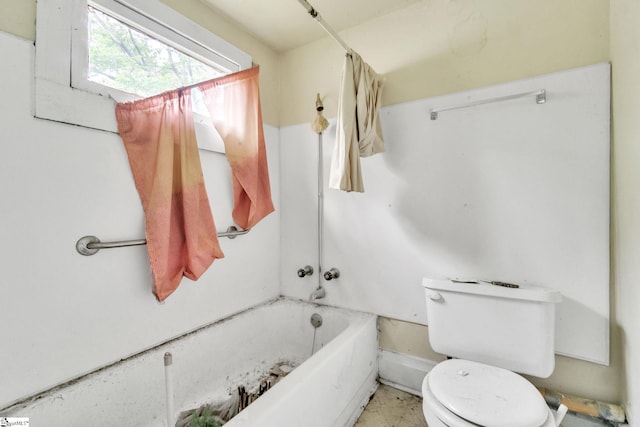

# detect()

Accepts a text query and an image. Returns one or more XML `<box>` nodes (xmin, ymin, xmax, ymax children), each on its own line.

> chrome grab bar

<box><xmin>76</xmin><ymin>226</ymin><xmax>248</xmax><ymax>256</ymax></box>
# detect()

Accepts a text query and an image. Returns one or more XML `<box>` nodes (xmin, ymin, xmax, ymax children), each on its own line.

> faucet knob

<box><xmin>324</xmin><ymin>268</ymin><xmax>340</xmax><ymax>281</ymax></box>
<box><xmin>297</xmin><ymin>265</ymin><xmax>314</xmax><ymax>278</ymax></box>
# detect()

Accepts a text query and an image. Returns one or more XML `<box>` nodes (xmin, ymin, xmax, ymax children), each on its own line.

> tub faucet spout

<box><xmin>309</xmin><ymin>286</ymin><xmax>326</xmax><ymax>301</ymax></box>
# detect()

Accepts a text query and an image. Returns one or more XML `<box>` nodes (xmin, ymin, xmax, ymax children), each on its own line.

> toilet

<box><xmin>421</xmin><ymin>278</ymin><xmax>568</xmax><ymax>427</ymax></box>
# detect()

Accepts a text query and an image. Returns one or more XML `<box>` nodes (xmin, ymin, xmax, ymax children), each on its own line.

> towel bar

<box><xmin>430</xmin><ymin>89</ymin><xmax>546</xmax><ymax>120</ymax></box>
<box><xmin>76</xmin><ymin>226</ymin><xmax>248</xmax><ymax>256</ymax></box>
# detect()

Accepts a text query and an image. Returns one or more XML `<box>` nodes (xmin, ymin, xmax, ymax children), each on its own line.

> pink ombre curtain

<box><xmin>116</xmin><ymin>67</ymin><xmax>273</xmax><ymax>302</ymax></box>
<box><xmin>116</xmin><ymin>88</ymin><xmax>224</xmax><ymax>302</ymax></box>
<box><xmin>200</xmin><ymin>66</ymin><xmax>274</xmax><ymax>230</ymax></box>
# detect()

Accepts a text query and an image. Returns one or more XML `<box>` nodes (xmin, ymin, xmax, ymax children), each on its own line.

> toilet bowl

<box><xmin>421</xmin><ymin>359</ymin><xmax>556</xmax><ymax>427</ymax></box>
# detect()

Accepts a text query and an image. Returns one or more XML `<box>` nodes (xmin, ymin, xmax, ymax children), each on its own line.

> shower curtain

<box><xmin>329</xmin><ymin>52</ymin><xmax>385</xmax><ymax>193</ymax></box>
<box><xmin>199</xmin><ymin>67</ymin><xmax>274</xmax><ymax>230</ymax></box>
<box><xmin>116</xmin><ymin>67</ymin><xmax>273</xmax><ymax>302</ymax></box>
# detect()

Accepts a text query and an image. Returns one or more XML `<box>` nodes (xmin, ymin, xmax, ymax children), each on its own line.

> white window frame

<box><xmin>35</xmin><ymin>0</ymin><xmax>252</xmax><ymax>133</ymax></box>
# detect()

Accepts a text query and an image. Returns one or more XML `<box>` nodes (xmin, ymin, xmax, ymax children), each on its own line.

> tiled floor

<box><xmin>354</xmin><ymin>384</ymin><xmax>428</xmax><ymax>427</ymax></box>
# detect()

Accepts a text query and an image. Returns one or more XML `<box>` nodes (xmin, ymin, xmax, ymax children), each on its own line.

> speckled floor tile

<box><xmin>354</xmin><ymin>384</ymin><xmax>428</xmax><ymax>427</ymax></box>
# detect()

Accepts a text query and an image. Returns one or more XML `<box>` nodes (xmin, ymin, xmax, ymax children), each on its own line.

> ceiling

<box><xmin>200</xmin><ymin>0</ymin><xmax>422</xmax><ymax>52</ymax></box>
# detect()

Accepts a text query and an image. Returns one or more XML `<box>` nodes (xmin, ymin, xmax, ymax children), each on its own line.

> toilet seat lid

<box><xmin>428</xmin><ymin>359</ymin><xmax>548</xmax><ymax>427</ymax></box>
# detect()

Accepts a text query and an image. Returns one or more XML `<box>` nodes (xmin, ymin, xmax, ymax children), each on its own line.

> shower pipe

<box><xmin>316</xmin><ymin>130</ymin><xmax>324</xmax><ymax>290</ymax></box>
<box><xmin>75</xmin><ymin>225</ymin><xmax>248</xmax><ymax>256</ymax></box>
<box><xmin>297</xmin><ymin>0</ymin><xmax>354</xmax><ymax>56</ymax></box>
<box><xmin>430</xmin><ymin>89</ymin><xmax>546</xmax><ymax>120</ymax></box>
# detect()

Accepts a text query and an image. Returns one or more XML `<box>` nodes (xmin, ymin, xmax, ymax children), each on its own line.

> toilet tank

<box><xmin>423</xmin><ymin>278</ymin><xmax>562</xmax><ymax>378</ymax></box>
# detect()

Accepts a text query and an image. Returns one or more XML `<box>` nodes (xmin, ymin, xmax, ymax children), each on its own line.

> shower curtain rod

<box><xmin>297</xmin><ymin>0</ymin><xmax>353</xmax><ymax>55</ymax></box>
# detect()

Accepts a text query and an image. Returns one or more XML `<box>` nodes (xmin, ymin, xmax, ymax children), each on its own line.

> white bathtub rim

<box><xmin>228</xmin><ymin>312</ymin><xmax>375</xmax><ymax>417</ymax></box>
<box><xmin>226</xmin><ymin>312</ymin><xmax>378</xmax><ymax>427</ymax></box>
<box><xmin>173</xmin><ymin>299</ymin><xmax>375</xmax><ymax>418</ymax></box>
<box><xmin>1</xmin><ymin>296</ymin><xmax>292</xmax><ymax>413</ymax></box>
<box><xmin>1</xmin><ymin>296</ymin><xmax>374</xmax><ymax>415</ymax></box>
<box><xmin>286</xmin><ymin>295</ymin><xmax>380</xmax><ymax>320</ymax></box>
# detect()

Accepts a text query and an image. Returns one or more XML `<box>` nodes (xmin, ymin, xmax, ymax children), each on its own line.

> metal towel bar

<box><xmin>76</xmin><ymin>226</ymin><xmax>248</xmax><ymax>256</ymax></box>
<box><xmin>430</xmin><ymin>89</ymin><xmax>546</xmax><ymax>120</ymax></box>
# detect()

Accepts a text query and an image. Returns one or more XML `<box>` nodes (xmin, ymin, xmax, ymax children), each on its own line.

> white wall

<box><xmin>0</xmin><ymin>31</ymin><xmax>281</xmax><ymax>409</ymax></box>
<box><xmin>280</xmin><ymin>64</ymin><xmax>618</xmax><ymax>404</ymax></box>
<box><xmin>281</xmin><ymin>65</ymin><xmax>610</xmax><ymax>355</ymax></box>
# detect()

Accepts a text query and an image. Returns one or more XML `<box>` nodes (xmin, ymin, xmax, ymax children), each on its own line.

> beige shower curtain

<box><xmin>329</xmin><ymin>52</ymin><xmax>385</xmax><ymax>193</ymax></box>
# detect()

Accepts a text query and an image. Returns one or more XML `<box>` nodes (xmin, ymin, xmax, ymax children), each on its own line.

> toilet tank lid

<box><xmin>422</xmin><ymin>278</ymin><xmax>562</xmax><ymax>303</ymax></box>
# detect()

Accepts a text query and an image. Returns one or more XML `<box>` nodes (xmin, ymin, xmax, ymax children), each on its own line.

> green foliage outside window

<box><xmin>88</xmin><ymin>6</ymin><xmax>223</xmax><ymax>97</ymax></box>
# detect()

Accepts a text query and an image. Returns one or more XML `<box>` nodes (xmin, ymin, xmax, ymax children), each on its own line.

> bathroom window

<box><xmin>35</xmin><ymin>0</ymin><xmax>251</xmax><ymax>133</ymax></box>
<box><xmin>83</xmin><ymin>5</ymin><xmax>225</xmax><ymax>99</ymax></box>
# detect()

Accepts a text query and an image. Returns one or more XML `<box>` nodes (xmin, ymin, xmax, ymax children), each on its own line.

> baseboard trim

<box><xmin>377</xmin><ymin>349</ymin><xmax>439</xmax><ymax>397</ymax></box>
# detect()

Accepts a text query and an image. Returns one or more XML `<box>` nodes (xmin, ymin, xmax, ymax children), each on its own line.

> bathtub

<box><xmin>2</xmin><ymin>298</ymin><xmax>378</xmax><ymax>427</ymax></box>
